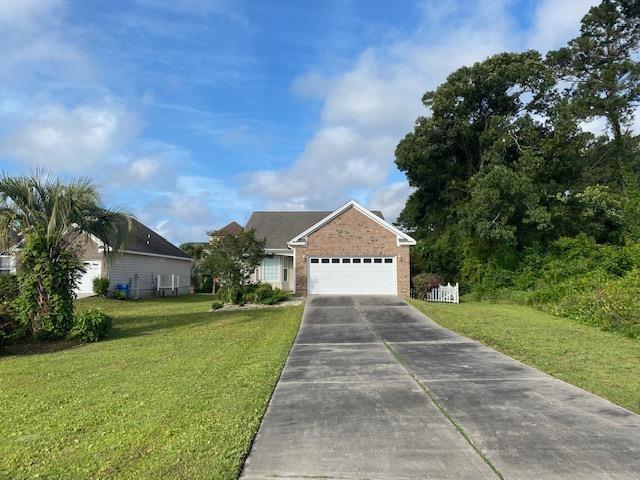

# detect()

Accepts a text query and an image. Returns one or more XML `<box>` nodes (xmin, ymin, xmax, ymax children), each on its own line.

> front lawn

<box><xmin>409</xmin><ymin>300</ymin><xmax>640</xmax><ymax>414</ymax></box>
<box><xmin>0</xmin><ymin>295</ymin><xmax>303</xmax><ymax>479</ymax></box>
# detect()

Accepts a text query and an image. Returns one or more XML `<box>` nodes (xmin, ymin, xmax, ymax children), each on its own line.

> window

<box><xmin>0</xmin><ymin>255</ymin><xmax>13</xmax><ymax>275</ymax></box>
<box><xmin>263</xmin><ymin>256</ymin><xmax>279</xmax><ymax>282</ymax></box>
<box><xmin>283</xmin><ymin>268</ymin><xmax>288</xmax><ymax>282</ymax></box>
<box><xmin>353</xmin><ymin>258</ymin><xmax>361</xmax><ymax>263</ymax></box>
<box><xmin>342</xmin><ymin>258</ymin><xmax>351</xmax><ymax>263</ymax></box>
<box><xmin>321</xmin><ymin>258</ymin><xmax>330</xmax><ymax>263</ymax></box>
<box><xmin>331</xmin><ymin>258</ymin><xmax>340</xmax><ymax>263</ymax></box>
<box><xmin>384</xmin><ymin>258</ymin><xmax>393</xmax><ymax>263</ymax></box>
<box><xmin>374</xmin><ymin>258</ymin><xmax>382</xmax><ymax>263</ymax></box>
<box><xmin>363</xmin><ymin>258</ymin><xmax>372</xmax><ymax>263</ymax></box>
<box><xmin>310</xmin><ymin>258</ymin><xmax>319</xmax><ymax>263</ymax></box>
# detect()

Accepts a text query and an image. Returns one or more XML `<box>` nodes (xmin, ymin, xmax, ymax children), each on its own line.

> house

<box><xmin>2</xmin><ymin>217</ymin><xmax>192</xmax><ymax>298</ymax></box>
<box><xmin>245</xmin><ymin>200</ymin><xmax>416</xmax><ymax>296</ymax></box>
<box><xmin>76</xmin><ymin>217</ymin><xmax>192</xmax><ymax>298</ymax></box>
<box><xmin>208</xmin><ymin>221</ymin><xmax>244</xmax><ymax>240</ymax></box>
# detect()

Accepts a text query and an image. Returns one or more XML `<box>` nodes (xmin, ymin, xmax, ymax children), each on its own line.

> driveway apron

<box><xmin>240</xmin><ymin>296</ymin><xmax>640</xmax><ymax>480</ymax></box>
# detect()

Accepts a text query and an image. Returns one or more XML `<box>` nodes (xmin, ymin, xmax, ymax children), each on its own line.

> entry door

<box><xmin>308</xmin><ymin>257</ymin><xmax>396</xmax><ymax>295</ymax></box>
<box><xmin>76</xmin><ymin>261</ymin><xmax>102</xmax><ymax>294</ymax></box>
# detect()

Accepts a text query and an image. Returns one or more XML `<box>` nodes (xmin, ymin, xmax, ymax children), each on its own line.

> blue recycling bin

<box><xmin>115</xmin><ymin>283</ymin><xmax>130</xmax><ymax>297</ymax></box>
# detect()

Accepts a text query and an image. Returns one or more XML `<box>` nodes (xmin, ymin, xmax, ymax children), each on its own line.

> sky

<box><xmin>0</xmin><ymin>0</ymin><xmax>601</xmax><ymax>245</ymax></box>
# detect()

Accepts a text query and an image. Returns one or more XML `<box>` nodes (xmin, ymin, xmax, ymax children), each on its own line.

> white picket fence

<box><xmin>425</xmin><ymin>283</ymin><xmax>460</xmax><ymax>303</ymax></box>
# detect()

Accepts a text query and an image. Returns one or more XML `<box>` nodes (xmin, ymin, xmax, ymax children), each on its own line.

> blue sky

<box><xmin>0</xmin><ymin>0</ymin><xmax>599</xmax><ymax>244</ymax></box>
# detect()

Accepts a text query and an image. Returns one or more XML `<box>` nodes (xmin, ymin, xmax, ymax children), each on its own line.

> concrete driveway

<box><xmin>240</xmin><ymin>296</ymin><xmax>640</xmax><ymax>480</ymax></box>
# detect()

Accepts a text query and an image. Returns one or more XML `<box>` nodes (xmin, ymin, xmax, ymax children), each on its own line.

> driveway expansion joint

<box><xmin>355</xmin><ymin>305</ymin><xmax>505</xmax><ymax>480</ymax></box>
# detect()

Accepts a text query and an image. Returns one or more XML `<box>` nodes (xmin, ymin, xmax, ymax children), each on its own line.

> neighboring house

<box><xmin>208</xmin><ymin>221</ymin><xmax>244</xmax><ymax>241</ymax></box>
<box><xmin>5</xmin><ymin>217</ymin><xmax>192</xmax><ymax>298</ymax></box>
<box><xmin>245</xmin><ymin>200</ymin><xmax>416</xmax><ymax>296</ymax></box>
<box><xmin>78</xmin><ymin>218</ymin><xmax>192</xmax><ymax>298</ymax></box>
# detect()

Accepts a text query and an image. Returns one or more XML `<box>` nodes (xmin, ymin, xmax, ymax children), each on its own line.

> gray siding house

<box><xmin>4</xmin><ymin>217</ymin><xmax>192</xmax><ymax>298</ymax></box>
<box><xmin>79</xmin><ymin>218</ymin><xmax>192</xmax><ymax>298</ymax></box>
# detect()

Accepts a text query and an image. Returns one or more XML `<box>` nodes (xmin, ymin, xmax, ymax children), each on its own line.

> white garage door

<box><xmin>76</xmin><ymin>260</ymin><xmax>102</xmax><ymax>295</ymax></box>
<box><xmin>308</xmin><ymin>257</ymin><xmax>396</xmax><ymax>295</ymax></box>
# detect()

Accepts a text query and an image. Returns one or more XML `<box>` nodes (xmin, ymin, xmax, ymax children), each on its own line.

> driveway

<box><xmin>240</xmin><ymin>296</ymin><xmax>640</xmax><ymax>480</ymax></box>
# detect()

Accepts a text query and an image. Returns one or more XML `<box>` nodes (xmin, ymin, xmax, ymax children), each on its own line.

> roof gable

<box><xmin>288</xmin><ymin>200</ymin><xmax>416</xmax><ymax>247</ymax></box>
<box><xmin>245</xmin><ymin>209</ymin><xmax>385</xmax><ymax>250</ymax></box>
<box><xmin>210</xmin><ymin>221</ymin><xmax>243</xmax><ymax>236</ymax></box>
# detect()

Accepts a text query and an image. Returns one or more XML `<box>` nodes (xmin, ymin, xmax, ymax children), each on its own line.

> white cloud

<box><xmin>1</xmin><ymin>102</ymin><xmax>139</xmax><ymax>171</ymax></box>
<box><xmin>244</xmin><ymin>2</ymin><xmax>513</xmax><ymax>214</ymax></box>
<box><xmin>0</xmin><ymin>0</ymin><xmax>93</xmax><ymax>87</ymax></box>
<box><xmin>528</xmin><ymin>0</ymin><xmax>599</xmax><ymax>52</ymax></box>
<box><xmin>0</xmin><ymin>0</ymin><xmax>64</xmax><ymax>30</ymax></box>
<box><xmin>369</xmin><ymin>181</ymin><xmax>415</xmax><ymax>223</ymax></box>
<box><xmin>243</xmin><ymin>0</ymin><xmax>602</xmax><ymax>219</ymax></box>
<box><xmin>133</xmin><ymin>175</ymin><xmax>257</xmax><ymax>244</ymax></box>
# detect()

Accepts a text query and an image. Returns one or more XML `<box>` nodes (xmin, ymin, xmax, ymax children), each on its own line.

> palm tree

<box><xmin>0</xmin><ymin>172</ymin><xmax>129</xmax><ymax>337</ymax></box>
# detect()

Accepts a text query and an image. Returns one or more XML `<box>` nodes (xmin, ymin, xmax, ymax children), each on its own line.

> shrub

<box><xmin>211</xmin><ymin>301</ymin><xmax>224</xmax><ymax>310</ymax></box>
<box><xmin>251</xmin><ymin>283</ymin><xmax>274</xmax><ymax>303</ymax></box>
<box><xmin>263</xmin><ymin>288</ymin><xmax>289</xmax><ymax>305</ymax></box>
<box><xmin>113</xmin><ymin>290</ymin><xmax>127</xmax><ymax>301</ymax></box>
<box><xmin>14</xmin><ymin>234</ymin><xmax>79</xmax><ymax>339</ymax></box>
<box><xmin>412</xmin><ymin>273</ymin><xmax>443</xmax><ymax>300</ymax></box>
<box><xmin>69</xmin><ymin>309</ymin><xmax>112</xmax><ymax>342</ymax></box>
<box><xmin>0</xmin><ymin>303</ymin><xmax>26</xmax><ymax>349</ymax></box>
<box><xmin>92</xmin><ymin>277</ymin><xmax>110</xmax><ymax>297</ymax></box>
<box><xmin>0</xmin><ymin>276</ymin><xmax>25</xmax><ymax>349</ymax></box>
<box><xmin>213</xmin><ymin>285</ymin><xmax>245</xmax><ymax>305</ymax></box>
<box><xmin>0</xmin><ymin>275</ymin><xmax>19</xmax><ymax>303</ymax></box>
<box><xmin>248</xmin><ymin>283</ymin><xmax>289</xmax><ymax>305</ymax></box>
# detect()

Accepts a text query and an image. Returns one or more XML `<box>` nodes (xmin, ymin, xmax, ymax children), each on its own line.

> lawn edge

<box><xmin>236</xmin><ymin>303</ymin><xmax>307</xmax><ymax>478</ymax></box>
<box><xmin>405</xmin><ymin>299</ymin><xmax>640</xmax><ymax>417</ymax></box>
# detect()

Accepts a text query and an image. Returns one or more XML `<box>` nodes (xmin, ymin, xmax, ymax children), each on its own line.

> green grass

<box><xmin>409</xmin><ymin>300</ymin><xmax>640</xmax><ymax>414</ymax></box>
<box><xmin>0</xmin><ymin>295</ymin><xmax>303</xmax><ymax>480</ymax></box>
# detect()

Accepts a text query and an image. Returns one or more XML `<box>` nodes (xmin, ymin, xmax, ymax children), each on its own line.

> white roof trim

<box><xmin>287</xmin><ymin>200</ymin><xmax>416</xmax><ymax>247</ymax></box>
<box><xmin>121</xmin><ymin>250</ymin><xmax>192</xmax><ymax>261</ymax></box>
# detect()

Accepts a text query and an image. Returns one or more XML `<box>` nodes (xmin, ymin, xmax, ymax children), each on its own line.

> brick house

<box><xmin>245</xmin><ymin>200</ymin><xmax>416</xmax><ymax>296</ymax></box>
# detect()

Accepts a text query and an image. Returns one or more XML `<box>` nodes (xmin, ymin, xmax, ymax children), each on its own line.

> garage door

<box><xmin>308</xmin><ymin>257</ymin><xmax>396</xmax><ymax>295</ymax></box>
<box><xmin>76</xmin><ymin>260</ymin><xmax>102</xmax><ymax>295</ymax></box>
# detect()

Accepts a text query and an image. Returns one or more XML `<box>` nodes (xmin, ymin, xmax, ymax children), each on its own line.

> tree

<box><xmin>549</xmin><ymin>0</ymin><xmax>640</xmax><ymax>143</ymax></box>
<box><xmin>199</xmin><ymin>231</ymin><xmax>265</xmax><ymax>302</ymax></box>
<box><xmin>179</xmin><ymin>242</ymin><xmax>212</xmax><ymax>293</ymax></box>
<box><xmin>396</xmin><ymin>51</ymin><xmax>554</xmax><ymax>235</ymax></box>
<box><xmin>0</xmin><ymin>173</ymin><xmax>128</xmax><ymax>338</ymax></box>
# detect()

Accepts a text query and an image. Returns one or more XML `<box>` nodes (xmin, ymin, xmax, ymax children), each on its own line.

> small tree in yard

<box><xmin>0</xmin><ymin>173</ymin><xmax>128</xmax><ymax>339</ymax></box>
<box><xmin>200</xmin><ymin>231</ymin><xmax>265</xmax><ymax>303</ymax></box>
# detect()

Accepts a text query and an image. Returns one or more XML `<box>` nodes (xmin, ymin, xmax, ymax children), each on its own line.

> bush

<box><xmin>113</xmin><ymin>290</ymin><xmax>127</xmax><ymax>301</ymax></box>
<box><xmin>0</xmin><ymin>275</ymin><xmax>22</xmax><ymax>349</ymax></box>
<box><xmin>212</xmin><ymin>285</ymin><xmax>245</xmax><ymax>305</ymax></box>
<box><xmin>0</xmin><ymin>275</ymin><xmax>19</xmax><ymax>303</ymax></box>
<box><xmin>412</xmin><ymin>273</ymin><xmax>443</xmax><ymax>300</ymax></box>
<box><xmin>14</xmin><ymin>234</ymin><xmax>78</xmax><ymax>339</ymax></box>
<box><xmin>249</xmin><ymin>283</ymin><xmax>289</xmax><ymax>305</ymax></box>
<box><xmin>69</xmin><ymin>309</ymin><xmax>112</xmax><ymax>342</ymax></box>
<box><xmin>211</xmin><ymin>301</ymin><xmax>224</xmax><ymax>310</ymax></box>
<box><xmin>92</xmin><ymin>277</ymin><xmax>110</xmax><ymax>297</ymax></box>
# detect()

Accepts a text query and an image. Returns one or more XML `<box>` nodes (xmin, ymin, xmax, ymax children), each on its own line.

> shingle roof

<box><xmin>210</xmin><ymin>221</ymin><xmax>243</xmax><ymax>236</ymax></box>
<box><xmin>245</xmin><ymin>210</ymin><xmax>384</xmax><ymax>250</ymax></box>
<box><xmin>119</xmin><ymin>217</ymin><xmax>192</xmax><ymax>259</ymax></box>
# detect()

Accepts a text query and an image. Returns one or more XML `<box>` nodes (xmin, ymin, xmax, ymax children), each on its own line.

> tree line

<box><xmin>396</xmin><ymin>1</ymin><xmax>640</xmax><ymax>337</ymax></box>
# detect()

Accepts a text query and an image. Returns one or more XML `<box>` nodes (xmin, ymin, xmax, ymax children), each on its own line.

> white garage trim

<box><xmin>307</xmin><ymin>256</ymin><xmax>397</xmax><ymax>295</ymax></box>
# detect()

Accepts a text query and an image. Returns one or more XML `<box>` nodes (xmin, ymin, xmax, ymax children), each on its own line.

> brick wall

<box><xmin>294</xmin><ymin>206</ymin><xmax>411</xmax><ymax>297</ymax></box>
